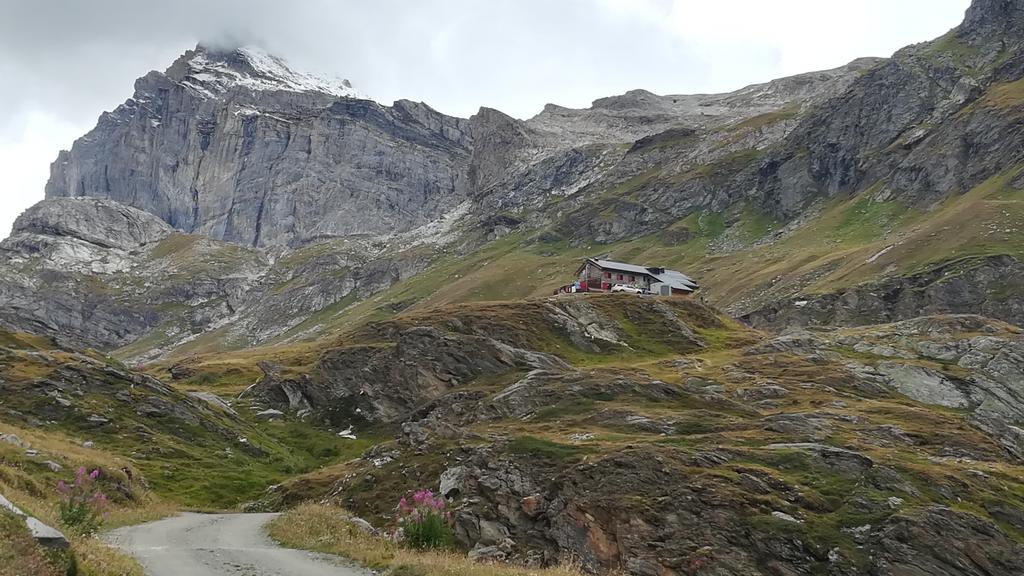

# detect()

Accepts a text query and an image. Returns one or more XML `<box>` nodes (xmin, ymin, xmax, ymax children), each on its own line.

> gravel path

<box><xmin>104</xmin><ymin>512</ymin><xmax>371</xmax><ymax>576</ymax></box>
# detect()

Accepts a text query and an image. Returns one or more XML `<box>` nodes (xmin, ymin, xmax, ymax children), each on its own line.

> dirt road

<box><xmin>104</xmin><ymin>512</ymin><xmax>371</xmax><ymax>576</ymax></box>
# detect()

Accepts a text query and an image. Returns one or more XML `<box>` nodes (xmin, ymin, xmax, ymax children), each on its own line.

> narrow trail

<box><xmin>104</xmin><ymin>512</ymin><xmax>371</xmax><ymax>576</ymax></box>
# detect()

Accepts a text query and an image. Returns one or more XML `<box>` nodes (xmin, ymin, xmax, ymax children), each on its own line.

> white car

<box><xmin>610</xmin><ymin>284</ymin><xmax>645</xmax><ymax>294</ymax></box>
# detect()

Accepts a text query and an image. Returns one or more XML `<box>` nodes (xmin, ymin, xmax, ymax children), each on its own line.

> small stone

<box><xmin>468</xmin><ymin>544</ymin><xmax>507</xmax><ymax>563</ymax></box>
<box><xmin>82</xmin><ymin>441</ymin><xmax>95</xmax><ymax>448</ymax></box>
<box><xmin>735</xmin><ymin>385</ymin><xmax>790</xmax><ymax>402</ymax></box>
<box><xmin>439</xmin><ymin>466</ymin><xmax>466</xmax><ymax>498</ymax></box>
<box><xmin>347</xmin><ymin>517</ymin><xmax>375</xmax><ymax>534</ymax></box>
<box><xmin>255</xmin><ymin>408</ymin><xmax>285</xmax><ymax>421</ymax></box>
<box><xmin>887</xmin><ymin>496</ymin><xmax>905</xmax><ymax>509</ymax></box>
<box><xmin>772</xmin><ymin>511</ymin><xmax>803</xmax><ymax>523</ymax></box>
<box><xmin>0</xmin><ymin>434</ymin><xmax>28</xmax><ymax>449</ymax></box>
<box><xmin>477</xmin><ymin>519</ymin><xmax>510</xmax><ymax>545</ymax></box>
<box><xmin>520</xmin><ymin>494</ymin><xmax>544</xmax><ymax>517</ymax></box>
<box><xmin>188</xmin><ymin>392</ymin><xmax>236</xmax><ymax>415</ymax></box>
<box><xmin>25</xmin><ymin>517</ymin><xmax>69</xmax><ymax>549</ymax></box>
<box><xmin>842</xmin><ymin>524</ymin><xmax>873</xmax><ymax>544</ymax></box>
<box><xmin>41</xmin><ymin>460</ymin><xmax>63</xmax><ymax>472</ymax></box>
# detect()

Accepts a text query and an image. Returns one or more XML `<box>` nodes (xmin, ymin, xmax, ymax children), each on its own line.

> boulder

<box><xmin>735</xmin><ymin>385</ymin><xmax>790</xmax><ymax>402</ymax></box>
<box><xmin>255</xmin><ymin>409</ymin><xmax>285</xmax><ymax>421</ymax></box>
<box><xmin>875</xmin><ymin>362</ymin><xmax>970</xmax><ymax>408</ymax></box>
<box><xmin>0</xmin><ymin>493</ymin><xmax>69</xmax><ymax>549</ymax></box>
<box><xmin>439</xmin><ymin>466</ymin><xmax>466</xmax><ymax>498</ymax></box>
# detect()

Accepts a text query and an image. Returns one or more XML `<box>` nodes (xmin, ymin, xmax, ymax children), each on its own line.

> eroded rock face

<box><xmin>742</xmin><ymin>255</ymin><xmax>1024</xmax><ymax>331</ymax></box>
<box><xmin>0</xmin><ymin>198</ymin><xmax>265</xmax><ymax>351</ymax></box>
<box><xmin>755</xmin><ymin>0</ymin><xmax>1024</xmax><ymax>218</ymax></box>
<box><xmin>10</xmin><ymin>198</ymin><xmax>172</xmax><ymax>251</ymax></box>
<box><xmin>46</xmin><ymin>46</ymin><xmax>473</xmax><ymax>248</ymax></box>
<box><xmin>245</xmin><ymin>326</ymin><xmax>570</xmax><ymax>424</ymax></box>
<box><xmin>243</xmin><ymin>297</ymin><xmax>713</xmax><ymax>424</ymax></box>
<box><xmin>773</xmin><ymin>316</ymin><xmax>1024</xmax><ymax>459</ymax></box>
<box><xmin>0</xmin><ymin>197</ymin><xmax>428</xmax><ymax>358</ymax></box>
<box><xmin>261</xmin><ymin>309</ymin><xmax>1024</xmax><ymax>576</ymax></box>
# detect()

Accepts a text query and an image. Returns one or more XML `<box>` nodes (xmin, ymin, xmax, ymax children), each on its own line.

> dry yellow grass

<box><xmin>268</xmin><ymin>503</ymin><xmax>583</xmax><ymax>576</ymax></box>
<box><xmin>1</xmin><ymin>483</ymin><xmax>148</xmax><ymax>576</ymax></box>
<box><xmin>69</xmin><ymin>537</ymin><xmax>144</xmax><ymax>576</ymax></box>
<box><xmin>0</xmin><ymin>421</ymin><xmax>178</xmax><ymax>575</ymax></box>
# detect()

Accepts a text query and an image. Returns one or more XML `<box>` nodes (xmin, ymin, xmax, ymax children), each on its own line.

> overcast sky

<box><xmin>0</xmin><ymin>0</ymin><xmax>972</xmax><ymax>239</ymax></box>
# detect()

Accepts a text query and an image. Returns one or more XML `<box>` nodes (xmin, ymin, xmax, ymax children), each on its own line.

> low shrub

<box><xmin>57</xmin><ymin>467</ymin><xmax>108</xmax><ymax>535</ymax></box>
<box><xmin>396</xmin><ymin>489</ymin><xmax>452</xmax><ymax>550</ymax></box>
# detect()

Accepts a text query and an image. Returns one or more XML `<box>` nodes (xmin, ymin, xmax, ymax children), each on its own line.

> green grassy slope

<box><xmin>0</xmin><ymin>331</ymin><xmax>369</xmax><ymax>510</ymax></box>
<box><xmin>226</xmin><ymin>162</ymin><xmax>1023</xmax><ymax>343</ymax></box>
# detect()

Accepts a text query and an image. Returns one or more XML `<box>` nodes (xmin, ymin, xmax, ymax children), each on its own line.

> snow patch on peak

<box><xmin>182</xmin><ymin>45</ymin><xmax>366</xmax><ymax>100</ymax></box>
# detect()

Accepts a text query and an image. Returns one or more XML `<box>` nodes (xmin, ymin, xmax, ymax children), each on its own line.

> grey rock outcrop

<box><xmin>246</xmin><ymin>325</ymin><xmax>569</xmax><ymax>424</ymax></box>
<box><xmin>11</xmin><ymin>197</ymin><xmax>172</xmax><ymax>250</ymax></box>
<box><xmin>47</xmin><ymin>45</ymin><xmax>473</xmax><ymax>248</ymax></box>
<box><xmin>0</xmin><ymin>493</ymin><xmax>69</xmax><ymax>549</ymax></box>
<box><xmin>742</xmin><ymin>255</ymin><xmax>1024</xmax><ymax>330</ymax></box>
<box><xmin>0</xmin><ymin>196</ymin><xmax>428</xmax><ymax>358</ymax></box>
<box><xmin>43</xmin><ymin>43</ymin><xmax>877</xmax><ymax>250</ymax></box>
<box><xmin>753</xmin><ymin>0</ymin><xmax>1024</xmax><ymax>218</ymax></box>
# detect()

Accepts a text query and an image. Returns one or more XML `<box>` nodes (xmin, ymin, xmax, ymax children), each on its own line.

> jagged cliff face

<box><xmin>46</xmin><ymin>46</ymin><xmax>474</xmax><ymax>247</ymax></box>
<box><xmin>754</xmin><ymin>0</ymin><xmax>1024</xmax><ymax>218</ymax></box>
<box><xmin>44</xmin><ymin>44</ymin><xmax>875</xmax><ymax>248</ymax></box>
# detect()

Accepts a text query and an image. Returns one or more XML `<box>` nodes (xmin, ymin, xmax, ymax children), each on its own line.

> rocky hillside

<box><xmin>0</xmin><ymin>196</ymin><xmax>431</xmax><ymax>361</ymax></box>
<box><xmin>0</xmin><ymin>329</ymin><xmax>364</xmax><ymax>508</ymax></box>
<box><xmin>217</xmin><ymin>295</ymin><xmax>1024</xmax><ymax>575</ymax></box>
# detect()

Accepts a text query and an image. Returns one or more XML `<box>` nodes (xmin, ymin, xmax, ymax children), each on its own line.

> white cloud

<box><xmin>0</xmin><ymin>111</ymin><xmax>88</xmax><ymax>237</ymax></box>
<box><xmin>662</xmin><ymin>0</ymin><xmax>967</xmax><ymax>88</ymax></box>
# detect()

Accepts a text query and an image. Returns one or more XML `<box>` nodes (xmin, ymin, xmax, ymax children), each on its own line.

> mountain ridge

<box><xmin>41</xmin><ymin>42</ymin><xmax>878</xmax><ymax>247</ymax></box>
<box><xmin>5</xmin><ymin>0</ymin><xmax>1024</xmax><ymax>362</ymax></box>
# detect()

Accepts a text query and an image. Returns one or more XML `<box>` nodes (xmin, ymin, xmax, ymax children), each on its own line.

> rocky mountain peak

<box><xmin>962</xmin><ymin>0</ymin><xmax>1019</xmax><ymax>28</ymax></box>
<box><xmin>963</xmin><ymin>0</ymin><xmax>1024</xmax><ymax>33</ymax></box>
<box><xmin>164</xmin><ymin>44</ymin><xmax>364</xmax><ymax>100</ymax></box>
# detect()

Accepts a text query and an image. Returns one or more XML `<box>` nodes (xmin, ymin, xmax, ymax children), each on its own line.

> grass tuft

<box><xmin>269</xmin><ymin>503</ymin><xmax>583</xmax><ymax>576</ymax></box>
